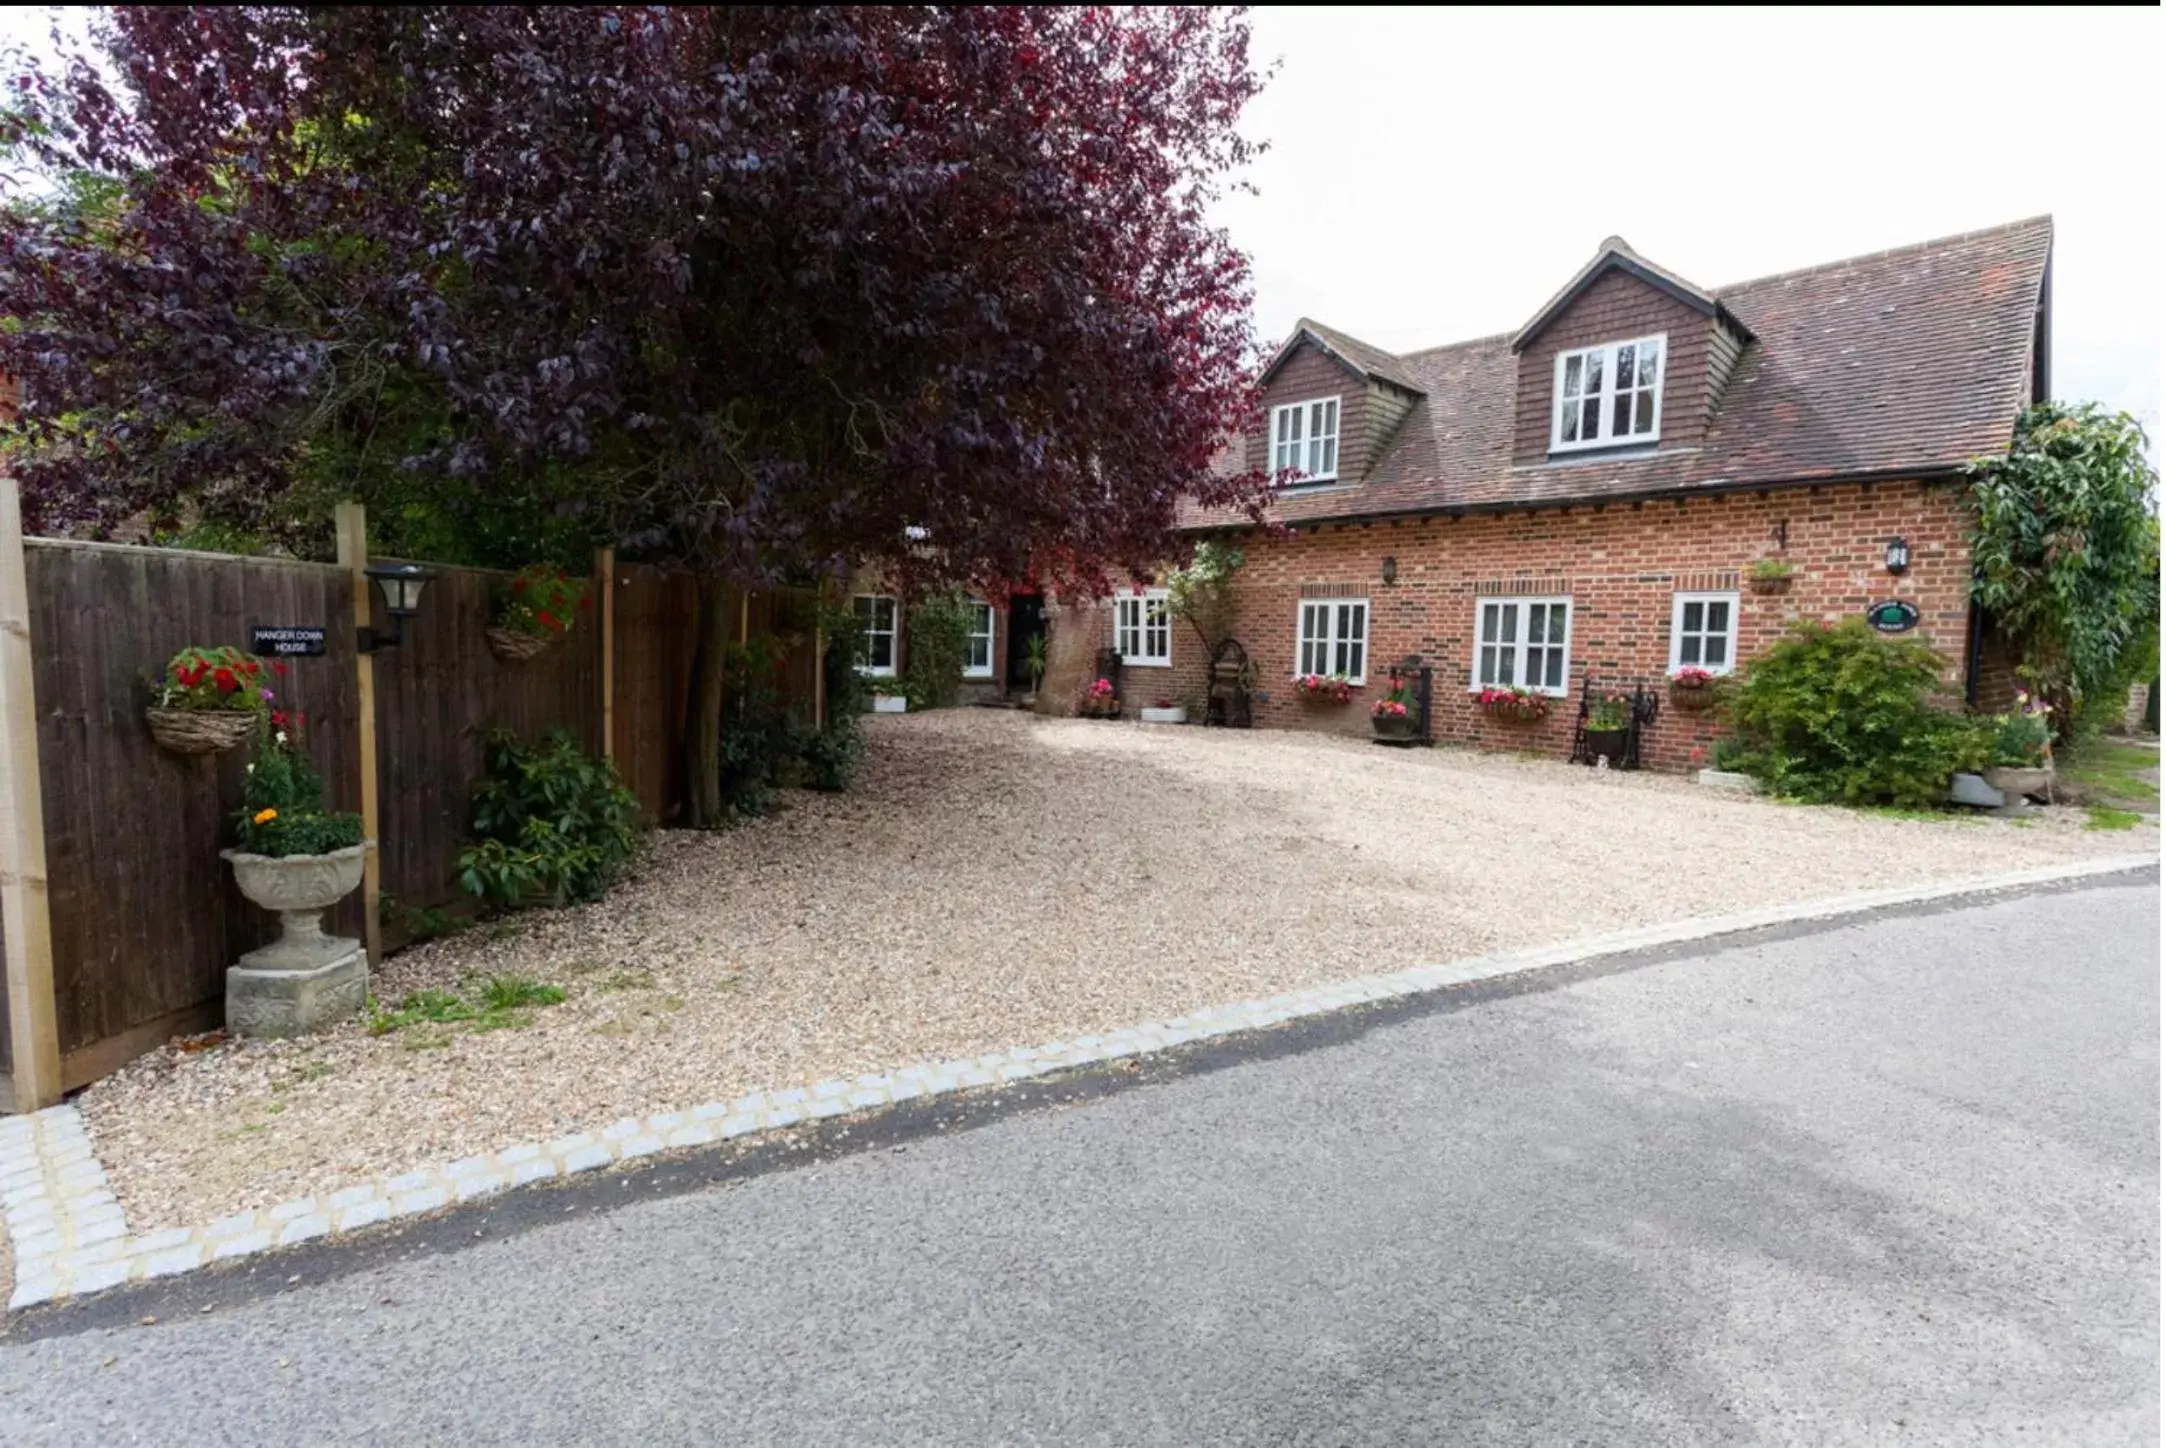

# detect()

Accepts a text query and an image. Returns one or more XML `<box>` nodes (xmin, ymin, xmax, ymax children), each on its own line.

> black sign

<box><xmin>1864</xmin><ymin>600</ymin><xmax>1920</xmax><ymax>635</ymax></box>
<box><xmin>251</xmin><ymin>626</ymin><xmax>327</xmax><ymax>656</ymax></box>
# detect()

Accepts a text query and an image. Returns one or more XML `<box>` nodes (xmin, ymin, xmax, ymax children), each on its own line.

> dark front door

<box><xmin>1007</xmin><ymin>593</ymin><xmax>1047</xmax><ymax>691</ymax></box>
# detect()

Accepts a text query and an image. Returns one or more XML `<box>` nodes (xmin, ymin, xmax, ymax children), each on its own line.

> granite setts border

<box><xmin>4</xmin><ymin>853</ymin><xmax>2153</xmax><ymax>1310</ymax></box>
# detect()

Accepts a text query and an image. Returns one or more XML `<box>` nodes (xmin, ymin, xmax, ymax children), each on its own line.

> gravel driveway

<box><xmin>78</xmin><ymin>709</ymin><xmax>2152</xmax><ymax>1232</ymax></box>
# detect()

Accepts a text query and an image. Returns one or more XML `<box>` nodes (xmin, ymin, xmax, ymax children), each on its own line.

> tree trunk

<box><xmin>682</xmin><ymin>573</ymin><xmax>731</xmax><ymax>828</ymax></box>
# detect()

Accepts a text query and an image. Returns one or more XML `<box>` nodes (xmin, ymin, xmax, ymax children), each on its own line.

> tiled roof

<box><xmin>1260</xmin><ymin>317</ymin><xmax>1426</xmax><ymax>394</ymax></box>
<box><xmin>1193</xmin><ymin>216</ymin><xmax>2051</xmax><ymax>528</ymax></box>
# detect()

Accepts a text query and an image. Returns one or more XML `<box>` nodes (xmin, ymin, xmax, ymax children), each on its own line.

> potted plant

<box><xmin>146</xmin><ymin>646</ymin><xmax>275</xmax><ymax>754</ymax></box>
<box><xmin>487</xmin><ymin>563</ymin><xmax>589</xmax><ymax>662</ymax></box>
<box><xmin>1744</xmin><ymin>558</ymin><xmax>1794</xmax><ymax>596</ymax></box>
<box><xmin>1370</xmin><ymin>671</ymin><xmax>1419</xmax><ymax>741</ymax></box>
<box><xmin>220</xmin><ymin>717</ymin><xmax>371</xmax><ymax>1036</ymax></box>
<box><xmin>1140</xmin><ymin>695</ymin><xmax>1188</xmax><ymax>725</ymax></box>
<box><xmin>1293</xmin><ymin>672</ymin><xmax>1355</xmax><ymax>704</ymax></box>
<box><xmin>1668</xmin><ymin>665</ymin><xmax>1721</xmax><ymax>711</ymax></box>
<box><xmin>1477</xmin><ymin>684</ymin><xmax>1550</xmax><ymax>723</ymax></box>
<box><xmin>1981</xmin><ymin>690</ymin><xmax>2055</xmax><ymax>801</ymax></box>
<box><xmin>1022</xmin><ymin>633</ymin><xmax>1049</xmax><ymax>705</ymax></box>
<box><xmin>1583</xmin><ymin>688</ymin><xmax>1631</xmax><ymax>763</ymax></box>
<box><xmin>1077</xmin><ymin>676</ymin><xmax>1122</xmax><ymax>719</ymax></box>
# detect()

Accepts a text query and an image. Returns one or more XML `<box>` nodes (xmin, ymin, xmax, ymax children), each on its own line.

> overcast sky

<box><xmin>1214</xmin><ymin>6</ymin><xmax>2160</xmax><ymax>434</ymax></box>
<box><xmin>6</xmin><ymin>6</ymin><xmax>2158</xmax><ymax>434</ymax></box>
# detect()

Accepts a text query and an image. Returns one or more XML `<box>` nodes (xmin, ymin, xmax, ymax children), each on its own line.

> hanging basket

<box><xmin>146</xmin><ymin>707</ymin><xmax>259</xmax><ymax>756</ymax></box>
<box><xmin>485</xmin><ymin>626</ymin><xmax>560</xmax><ymax>663</ymax></box>
<box><xmin>1668</xmin><ymin>681</ymin><xmax>1721</xmax><ymax>712</ymax></box>
<box><xmin>1745</xmin><ymin>572</ymin><xmax>1793</xmax><ymax>596</ymax></box>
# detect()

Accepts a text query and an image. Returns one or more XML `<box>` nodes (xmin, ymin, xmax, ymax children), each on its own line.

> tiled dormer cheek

<box><xmin>1551</xmin><ymin>334</ymin><xmax>1664</xmax><ymax>451</ymax></box>
<box><xmin>1246</xmin><ymin>341</ymin><xmax>1368</xmax><ymax>487</ymax></box>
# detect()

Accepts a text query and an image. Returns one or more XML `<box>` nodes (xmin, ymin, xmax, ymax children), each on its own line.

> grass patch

<box><xmin>1864</xmin><ymin>804</ymin><xmax>1977</xmax><ymax>824</ymax></box>
<box><xmin>2086</xmin><ymin>806</ymin><xmax>2144</xmax><ymax>831</ymax></box>
<box><xmin>596</xmin><ymin>968</ymin><xmax>654</xmax><ymax>993</ymax></box>
<box><xmin>369</xmin><ymin>976</ymin><xmax>565</xmax><ymax>1040</ymax></box>
<box><xmin>2060</xmin><ymin>740</ymin><xmax>2158</xmax><ymax>812</ymax></box>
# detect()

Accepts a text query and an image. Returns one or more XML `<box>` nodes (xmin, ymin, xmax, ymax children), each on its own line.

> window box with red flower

<box><xmin>487</xmin><ymin>563</ymin><xmax>589</xmax><ymax>662</ymax></box>
<box><xmin>1667</xmin><ymin>665</ymin><xmax>1722</xmax><ymax>711</ymax></box>
<box><xmin>1476</xmin><ymin>685</ymin><xmax>1550</xmax><ymax>724</ymax></box>
<box><xmin>1293</xmin><ymin>672</ymin><xmax>1355</xmax><ymax>704</ymax></box>
<box><xmin>1139</xmin><ymin>695</ymin><xmax>1187</xmax><ymax>725</ymax></box>
<box><xmin>145</xmin><ymin>645</ymin><xmax>275</xmax><ymax>754</ymax></box>
<box><xmin>1369</xmin><ymin>670</ymin><xmax>1420</xmax><ymax>741</ymax></box>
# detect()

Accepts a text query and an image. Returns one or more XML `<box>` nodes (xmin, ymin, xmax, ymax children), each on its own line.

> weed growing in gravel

<box><xmin>368</xmin><ymin>977</ymin><xmax>565</xmax><ymax>1040</ymax></box>
<box><xmin>2086</xmin><ymin>806</ymin><xmax>2143</xmax><ymax>831</ymax></box>
<box><xmin>596</xmin><ymin>968</ymin><xmax>654</xmax><ymax>993</ymax></box>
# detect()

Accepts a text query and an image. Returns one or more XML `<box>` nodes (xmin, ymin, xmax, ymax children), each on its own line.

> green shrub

<box><xmin>1725</xmin><ymin>619</ymin><xmax>1983</xmax><ymax>808</ymax></box>
<box><xmin>456</xmin><ymin>729</ymin><xmax>641</xmax><ymax>908</ymax></box>
<box><xmin>902</xmin><ymin>592</ymin><xmax>973</xmax><ymax>709</ymax></box>
<box><xmin>716</xmin><ymin>633</ymin><xmax>808</xmax><ymax>819</ymax></box>
<box><xmin>234</xmin><ymin>723</ymin><xmax>365</xmax><ymax>857</ymax></box>
<box><xmin>800</xmin><ymin>600</ymin><xmax>868</xmax><ymax>792</ymax></box>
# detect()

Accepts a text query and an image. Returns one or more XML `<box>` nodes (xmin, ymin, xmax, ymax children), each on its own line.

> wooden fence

<box><xmin>0</xmin><ymin>492</ymin><xmax>821</xmax><ymax>1109</ymax></box>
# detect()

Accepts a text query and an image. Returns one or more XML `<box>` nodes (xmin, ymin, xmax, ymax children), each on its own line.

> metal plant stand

<box><xmin>1372</xmin><ymin>654</ymin><xmax>1433</xmax><ymax>747</ymax></box>
<box><xmin>1204</xmin><ymin>638</ymin><xmax>1253</xmax><ymax>728</ymax></box>
<box><xmin>1568</xmin><ymin>676</ymin><xmax>1661</xmax><ymax>769</ymax></box>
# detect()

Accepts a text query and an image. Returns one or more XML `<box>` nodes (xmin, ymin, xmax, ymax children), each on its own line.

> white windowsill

<box><xmin>1120</xmin><ymin>658</ymin><xmax>1173</xmax><ymax>669</ymax></box>
<box><xmin>1467</xmin><ymin>685</ymin><xmax>1569</xmax><ymax>698</ymax></box>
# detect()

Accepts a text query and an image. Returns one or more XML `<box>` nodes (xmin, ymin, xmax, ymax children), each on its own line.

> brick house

<box><xmin>1030</xmin><ymin>216</ymin><xmax>2053</xmax><ymax>769</ymax></box>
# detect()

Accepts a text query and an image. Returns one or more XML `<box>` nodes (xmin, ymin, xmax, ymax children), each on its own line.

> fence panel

<box><xmin>20</xmin><ymin>540</ymin><xmax>360</xmax><ymax>1074</ymax></box>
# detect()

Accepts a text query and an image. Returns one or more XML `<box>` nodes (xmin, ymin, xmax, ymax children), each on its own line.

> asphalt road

<box><xmin>0</xmin><ymin>875</ymin><xmax>2155</xmax><ymax>1445</ymax></box>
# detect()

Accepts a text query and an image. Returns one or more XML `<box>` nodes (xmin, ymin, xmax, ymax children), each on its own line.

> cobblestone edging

<box><xmin>5</xmin><ymin>854</ymin><xmax>2153</xmax><ymax>1310</ymax></box>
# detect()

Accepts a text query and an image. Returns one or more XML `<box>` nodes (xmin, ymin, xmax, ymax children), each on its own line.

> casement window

<box><xmin>1471</xmin><ymin>597</ymin><xmax>1572</xmax><ymax>695</ymax></box>
<box><xmin>1114</xmin><ymin>589</ymin><xmax>1172</xmax><ymax>667</ymax></box>
<box><xmin>854</xmin><ymin>594</ymin><xmax>898</xmax><ymax>677</ymax></box>
<box><xmin>1270</xmin><ymin>397</ymin><xmax>1341</xmax><ymax>483</ymax></box>
<box><xmin>1551</xmin><ymin>334</ymin><xmax>1664</xmax><ymax>452</ymax></box>
<box><xmin>1295</xmin><ymin>597</ymin><xmax>1369</xmax><ymax>683</ymax></box>
<box><xmin>1669</xmin><ymin>590</ymin><xmax>1739</xmax><ymax>674</ymax></box>
<box><xmin>962</xmin><ymin>598</ymin><xmax>996</xmax><ymax>679</ymax></box>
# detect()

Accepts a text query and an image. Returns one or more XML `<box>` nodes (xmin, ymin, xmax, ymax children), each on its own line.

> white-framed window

<box><xmin>1669</xmin><ymin>590</ymin><xmax>1739</xmax><ymax>674</ymax></box>
<box><xmin>1270</xmin><ymin>396</ymin><xmax>1341</xmax><ymax>484</ymax></box>
<box><xmin>961</xmin><ymin>598</ymin><xmax>996</xmax><ymax>679</ymax></box>
<box><xmin>1470</xmin><ymin>597</ymin><xmax>1573</xmax><ymax>696</ymax></box>
<box><xmin>1551</xmin><ymin>334</ymin><xmax>1664</xmax><ymax>452</ymax></box>
<box><xmin>1114</xmin><ymin>589</ymin><xmax>1171</xmax><ymax>667</ymax></box>
<box><xmin>854</xmin><ymin>594</ymin><xmax>898</xmax><ymax>678</ymax></box>
<box><xmin>1295</xmin><ymin>597</ymin><xmax>1369</xmax><ymax>684</ymax></box>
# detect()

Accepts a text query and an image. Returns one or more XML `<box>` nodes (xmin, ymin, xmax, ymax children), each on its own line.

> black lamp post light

<box><xmin>1884</xmin><ymin>537</ymin><xmax>1911</xmax><ymax>575</ymax></box>
<box><xmin>358</xmin><ymin>562</ymin><xmax>435</xmax><ymax>653</ymax></box>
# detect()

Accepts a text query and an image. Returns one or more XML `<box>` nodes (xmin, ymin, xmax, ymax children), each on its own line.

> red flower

<box><xmin>513</xmin><ymin>577</ymin><xmax>527</xmax><ymax>593</ymax></box>
<box><xmin>271</xmin><ymin>709</ymin><xmax>288</xmax><ymax>727</ymax></box>
<box><xmin>242</xmin><ymin>659</ymin><xmax>260</xmax><ymax>677</ymax></box>
<box><xmin>271</xmin><ymin>661</ymin><xmax>289</xmax><ymax>677</ymax></box>
<box><xmin>212</xmin><ymin>667</ymin><xmax>239</xmax><ymax>692</ymax></box>
<box><xmin>538</xmin><ymin>610</ymin><xmax>560</xmax><ymax>631</ymax></box>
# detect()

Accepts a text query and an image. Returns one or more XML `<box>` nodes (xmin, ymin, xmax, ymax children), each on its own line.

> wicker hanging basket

<box><xmin>1668</xmin><ymin>681</ymin><xmax>1721</xmax><ymax>712</ymax></box>
<box><xmin>485</xmin><ymin>626</ymin><xmax>560</xmax><ymax>663</ymax></box>
<box><xmin>146</xmin><ymin>707</ymin><xmax>259</xmax><ymax>756</ymax></box>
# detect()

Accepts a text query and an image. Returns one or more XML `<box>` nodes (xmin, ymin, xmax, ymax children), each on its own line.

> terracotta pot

<box><xmin>485</xmin><ymin>626</ymin><xmax>559</xmax><ymax>662</ymax></box>
<box><xmin>146</xmin><ymin>707</ymin><xmax>259</xmax><ymax>755</ymax></box>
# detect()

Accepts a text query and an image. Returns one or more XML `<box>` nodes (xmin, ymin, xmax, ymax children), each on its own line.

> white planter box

<box><xmin>1697</xmin><ymin>768</ymin><xmax>1761</xmax><ymax>796</ymax></box>
<box><xmin>1139</xmin><ymin>706</ymin><xmax>1188</xmax><ymax>725</ymax></box>
<box><xmin>872</xmin><ymin>694</ymin><xmax>908</xmax><ymax>714</ymax></box>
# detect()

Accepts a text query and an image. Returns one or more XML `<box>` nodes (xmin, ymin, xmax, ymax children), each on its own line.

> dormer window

<box><xmin>1551</xmin><ymin>335</ymin><xmax>1663</xmax><ymax>452</ymax></box>
<box><xmin>1271</xmin><ymin>397</ymin><xmax>1340</xmax><ymax>484</ymax></box>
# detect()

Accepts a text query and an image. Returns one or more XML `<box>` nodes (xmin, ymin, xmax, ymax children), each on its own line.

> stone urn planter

<box><xmin>1982</xmin><ymin>764</ymin><xmax>2054</xmax><ymax>802</ymax></box>
<box><xmin>1139</xmin><ymin>704</ymin><xmax>1188</xmax><ymax>725</ymax></box>
<box><xmin>220</xmin><ymin>842</ymin><xmax>371</xmax><ymax>1037</ymax></box>
<box><xmin>145</xmin><ymin>707</ymin><xmax>259</xmax><ymax>756</ymax></box>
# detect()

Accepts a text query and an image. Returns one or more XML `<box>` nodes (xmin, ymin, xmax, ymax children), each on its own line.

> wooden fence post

<box><xmin>596</xmin><ymin>547</ymin><xmax>616</xmax><ymax>762</ymax></box>
<box><xmin>0</xmin><ymin>477</ymin><xmax>61</xmax><ymax>1111</ymax></box>
<box><xmin>334</xmin><ymin>503</ymin><xmax>383</xmax><ymax>967</ymax></box>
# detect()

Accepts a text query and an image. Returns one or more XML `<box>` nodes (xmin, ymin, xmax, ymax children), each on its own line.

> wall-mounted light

<box><xmin>358</xmin><ymin>562</ymin><xmax>435</xmax><ymax>653</ymax></box>
<box><xmin>1381</xmin><ymin>556</ymin><xmax>1398</xmax><ymax>586</ymax></box>
<box><xmin>1884</xmin><ymin>537</ymin><xmax>1911</xmax><ymax>575</ymax></box>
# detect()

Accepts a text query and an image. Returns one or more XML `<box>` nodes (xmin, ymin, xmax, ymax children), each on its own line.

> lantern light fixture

<box><xmin>1381</xmin><ymin>555</ymin><xmax>1398</xmax><ymax>586</ymax></box>
<box><xmin>1884</xmin><ymin>537</ymin><xmax>1911</xmax><ymax>575</ymax></box>
<box><xmin>358</xmin><ymin>562</ymin><xmax>435</xmax><ymax>652</ymax></box>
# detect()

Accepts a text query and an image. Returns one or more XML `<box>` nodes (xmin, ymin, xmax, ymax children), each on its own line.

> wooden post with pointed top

<box><xmin>334</xmin><ymin>503</ymin><xmax>383</xmax><ymax>967</ymax></box>
<box><xmin>0</xmin><ymin>476</ymin><xmax>60</xmax><ymax>1111</ymax></box>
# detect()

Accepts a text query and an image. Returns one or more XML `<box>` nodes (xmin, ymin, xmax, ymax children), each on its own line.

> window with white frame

<box><xmin>962</xmin><ymin>598</ymin><xmax>996</xmax><ymax>679</ymax></box>
<box><xmin>1114</xmin><ymin>589</ymin><xmax>1171</xmax><ymax>667</ymax></box>
<box><xmin>1669</xmin><ymin>591</ymin><xmax>1738</xmax><ymax>674</ymax></box>
<box><xmin>854</xmin><ymin>594</ymin><xmax>898</xmax><ymax>677</ymax></box>
<box><xmin>1295</xmin><ymin>597</ymin><xmax>1369</xmax><ymax>683</ymax></box>
<box><xmin>1471</xmin><ymin>597</ymin><xmax>1572</xmax><ymax>695</ymax></box>
<box><xmin>1552</xmin><ymin>334</ymin><xmax>1664</xmax><ymax>452</ymax></box>
<box><xmin>1270</xmin><ymin>397</ymin><xmax>1341</xmax><ymax>483</ymax></box>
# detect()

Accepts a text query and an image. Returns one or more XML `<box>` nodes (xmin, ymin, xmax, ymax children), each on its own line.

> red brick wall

<box><xmin>1161</xmin><ymin>479</ymin><xmax>1974</xmax><ymax>771</ymax></box>
<box><xmin>1249</xmin><ymin>343</ymin><xmax>1371</xmax><ymax>485</ymax></box>
<box><xmin>1041</xmin><ymin>592</ymin><xmax>1212</xmax><ymax>717</ymax></box>
<box><xmin>1513</xmin><ymin>269</ymin><xmax>1713</xmax><ymax>463</ymax></box>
